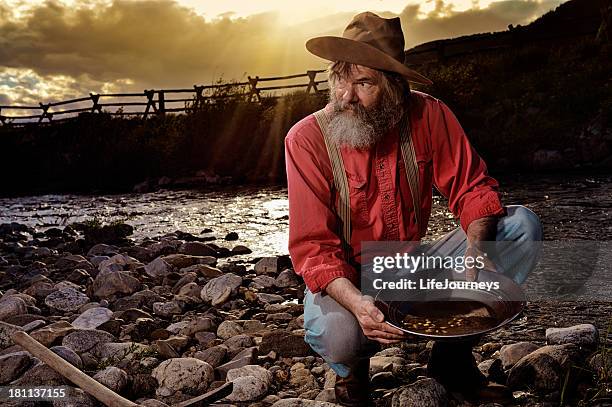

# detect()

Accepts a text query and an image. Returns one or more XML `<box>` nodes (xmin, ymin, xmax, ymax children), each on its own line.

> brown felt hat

<box><xmin>306</xmin><ymin>12</ymin><xmax>432</xmax><ymax>85</ymax></box>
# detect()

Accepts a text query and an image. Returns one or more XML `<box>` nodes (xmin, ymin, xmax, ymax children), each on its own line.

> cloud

<box><xmin>0</xmin><ymin>0</ymin><xmax>564</xmax><ymax>105</ymax></box>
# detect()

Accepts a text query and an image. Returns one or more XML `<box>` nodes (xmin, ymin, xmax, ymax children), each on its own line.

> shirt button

<box><xmin>379</xmin><ymin>163</ymin><xmax>384</xmax><ymax>169</ymax></box>
<box><xmin>384</xmin><ymin>193</ymin><xmax>390</xmax><ymax>200</ymax></box>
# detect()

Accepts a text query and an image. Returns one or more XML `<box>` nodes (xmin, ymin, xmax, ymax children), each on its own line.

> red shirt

<box><xmin>285</xmin><ymin>91</ymin><xmax>505</xmax><ymax>293</ymax></box>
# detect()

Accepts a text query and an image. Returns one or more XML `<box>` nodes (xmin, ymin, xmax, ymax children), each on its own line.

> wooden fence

<box><xmin>0</xmin><ymin>69</ymin><xmax>328</xmax><ymax>126</ymax></box>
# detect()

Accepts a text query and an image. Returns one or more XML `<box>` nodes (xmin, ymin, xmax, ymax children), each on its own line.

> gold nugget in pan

<box><xmin>401</xmin><ymin>300</ymin><xmax>498</xmax><ymax>335</ymax></box>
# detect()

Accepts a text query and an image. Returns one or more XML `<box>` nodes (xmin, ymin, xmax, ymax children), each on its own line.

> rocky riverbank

<box><xmin>0</xmin><ymin>221</ymin><xmax>610</xmax><ymax>407</ymax></box>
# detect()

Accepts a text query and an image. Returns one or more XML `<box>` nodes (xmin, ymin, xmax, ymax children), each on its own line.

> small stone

<box><xmin>30</xmin><ymin>321</ymin><xmax>75</xmax><ymax>346</ymax></box>
<box><xmin>257</xmin><ymin>293</ymin><xmax>284</xmax><ymax>304</ymax></box>
<box><xmin>151</xmin><ymin>357</ymin><xmax>214</xmax><ymax>397</ymax></box>
<box><xmin>201</xmin><ymin>273</ymin><xmax>242</xmax><ymax>306</ymax></box>
<box><xmin>179</xmin><ymin>242</ymin><xmax>218</xmax><ymax>257</ymax></box>
<box><xmin>0</xmin><ymin>296</ymin><xmax>27</xmax><ymax>321</ymax></box>
<box><xmin>217</xmin><ymin>320</ymin><xmax>243</xmax><ymax>340</ymax></box>
<box><xmin>259</xmin><ymin>330</ymin><xmax>313</xmax><ymax>357</ymax></box>
<box><xmin>179</xmin><ymin>317</ymin><xmax>216</xmax><ymax>336</ymax></box>
<box><xmin>231</xmin><ymin>245</ymin><xmax>252</xmax><ymax>255</ymax></box>
<box><xmin>500</xmin><ymin>342</ymin><xmax>539</xmax><ymax>369</ymax></box>
<box><xmin>72</xmin><ymin>307</ymin><xmax>113</xmax><ymax>330</ymax></box>
<box><xmin>93</xmin><ymin>271</ymin><xmax>141</xmax><ymax>298</ymax></box>
<box><xmin>546</xmin><ymin>324</ymin><xmax>598</xmax><ymax>346</ymax></box>
<box><xmin>152</xmin><ymin>301</ymin><xmax>183</xmax><ymax>317</ymax></box>
<box><xmin>275</xmin><ymin>269</ymin><xmax>301</xmax><ymax>288</ymax></box>
<box><xmin>62</xmin><ymin>329</ymin><xmax>116</xmax><ymax>354</ymax></box>
<box><xmin>507</xmin><ymin>352</ymin><xmax>561</xmax><ymax>392</ymax></box>
<box><xmin>194</xmin><ymin>345</ymin><xmax>228</xmax><ymax>368</ymax></box>
<box><xmin>391</xmin><ymin>378</ymin><xmax>448</xmax><ymax>407</ymax></box>
<box><xmin>224</xmin><ymin>334</ymin><xmax>255</xmax><ymax>352</ymax></box>
<box><xmin>254</xmin><ymin>257</ymin><xmax>278</xmax><ymax>274</ymax></box>
<box><xmin>225</xmin><ymin>232</ymin><xmax>239</xmax><ymax>241</ymax></box>
<box><xmin>44</xmin><ymin>288</ymin><xmax>90</xmax><ymax>312</ymax></box>
<box><xmin>0</xmin><ymin>351</ymin><xmax>34</xmax><ymax>384</ymax></box>
<box><xmin>144</xmin><ymin>257</ymin><xmax>174</xmax><ymax>278</ymax></box>
<box><xmin>0</xmin><ymin>321</ymin><xmax>23</xmax><ymax>350</ymax></box>
<box><xmin>289</xmin><ymin>363</ymin><xmax>318</xmax><ymax>392</ymax></box>
<box><xmin>50</xmin><ymin>346</ymin><xmax>82</xmax><ymax>368</ymax></box>
<box><xmin>93</xmin><ymin>366</ymin><xmax>128</xmax><ymax>393</ymax></box>
<box><xmin>226</xmin><ymin>375</ymin><xmax>269</xmax><ymax>402</ymax></box>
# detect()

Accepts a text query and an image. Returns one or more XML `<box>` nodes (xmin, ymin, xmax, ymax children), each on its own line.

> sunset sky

<box><xmin>0</xmin><ymin>0</ymin><xmax>565</xmax><ymax>107</ymax></box>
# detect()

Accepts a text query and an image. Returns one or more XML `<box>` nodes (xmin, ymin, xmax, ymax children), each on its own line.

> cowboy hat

<box><xmin>306</xmin><ymin>12</ymin><xmax>432</xmax><ymax>85</ymax></box>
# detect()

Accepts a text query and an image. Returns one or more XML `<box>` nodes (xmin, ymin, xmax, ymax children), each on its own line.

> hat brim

<box><xmin>306</xmin><ymin>36</ymin><xmax>432</xmax><ymax>86</ymax></box>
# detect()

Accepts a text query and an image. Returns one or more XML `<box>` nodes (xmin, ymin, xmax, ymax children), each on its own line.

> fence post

<box><xmin>143</xmin><ymin>90</ymin><xmax>157</xmax><ymax>119</ymax></box>
<box><xmin>306</xmin><ymin>70</ymin><xmax>319</xmax><ymax>93</ymax></box>
<box><xmin>90</xmin><ymin>93</ymin><xmax>102</xmax><ymax>113</ymax></box>
<box><xmin>248</xmin><ymin>76</ymin><xmax>260</xmax><ymax>102</ymax></box>
<box><xmin>38</xmin><ymin>103</ymin><xmax>52</xmax><ymax>123</ymax></box>
<box><xmin>193</xmin><ymin>85</ymin><xmax>205</xmax><ymax>110</ymax></box>
<box><xmin>157</xmin><ymin>91</ymin><xmax>166</xmax><ymax>116</ymax></box>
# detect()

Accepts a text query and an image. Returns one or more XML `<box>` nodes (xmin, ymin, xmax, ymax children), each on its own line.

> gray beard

<box><xmin>327</xmin><ymin>96</ymin><xmax>403</xmax><ymax>150</ymax></box>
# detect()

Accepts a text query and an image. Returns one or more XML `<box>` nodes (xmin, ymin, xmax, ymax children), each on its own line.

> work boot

<box><xmin>334</xmin><ymin>358</ymin><xmax>372</xmax><ymax>407</ymax></box>
<box><xmin>427</xmin><ymin>339</ymin><xmax>513</xmax><ymax>403</ymax></box>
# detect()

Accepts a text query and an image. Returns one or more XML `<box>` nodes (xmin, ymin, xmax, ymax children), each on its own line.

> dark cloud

<box><xmin>0</xmin><ymin>0</ymin><xmax>563</xmax><ymax>103</ymax></box>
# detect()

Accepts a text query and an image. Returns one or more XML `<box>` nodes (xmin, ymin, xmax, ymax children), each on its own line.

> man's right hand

<box><xmin>326</xmin><ymin>277</ymin><xmax>406</xmax><ymax>344</ymax></box>
<box><xmin>351</xmin><ymin>295</ymin><xmax>406</xmax><ymax>344</ymax></box>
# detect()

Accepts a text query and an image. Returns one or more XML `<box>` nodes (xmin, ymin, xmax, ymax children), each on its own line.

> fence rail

<box><xmin>0</xmin><ymin>69</ymin><xmax>328</xmax><ymax>126</ymax></box>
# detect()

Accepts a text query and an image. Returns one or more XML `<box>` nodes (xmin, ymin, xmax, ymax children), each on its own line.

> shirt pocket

<box><xmin>346</xmin><ymin>174</ymin><xmax>369</xmax><ymax>229</ymax></box>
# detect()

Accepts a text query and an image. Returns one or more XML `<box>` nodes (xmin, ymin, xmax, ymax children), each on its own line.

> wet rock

<box><xmin>44</xmin><ymin>287</ymin><xmax>90</xmax><ymax>312</ymax></box>
<box><xmin>546</xmin><ymin>324</ymin><xmax>598</xmax><ymax>346</ymax></box>
<box><xmin>72</xmin><ymin>307</ymin><xmax>113</xmax><ymax>329</ymax></box>
<box><xmin>254</xmin><ymin>257</ymin><xmax>279</xmax><ymax>274</ymax></box>
<box><xmin>0</xmin><ymin>295</ymin><xmax>28</xmax><ymax>321</ymax></box>
<box><xmin>62</xmin><ymin>329</ymin><xmax>116</xmax><ymax>354</ymax></box>
<box><xmin>507</xmin><ymin>352</ymin><xmax>561</xmax><ymax>392</ymax></box>
<box><xmin>151</xmin><ymin>357</ymin><xmax>214</xmax><ymax>397</ymax></box>
<box><xmin>0</xmin><ymin>351</ymin><xmax>33</xmax><ymax>384</ymax></box>
<box><xmin>30</xmin><ymin>321</ymin><xmax>75</xmax><ymax>346</ymax></box>
<box><xmin>0</xmin><ymin>321</ymin><xmax>23</xmax><ymax>350</ymax></box>
<box><xmin>50</xmin><ymin>345</ymin><xmax>82</xmax><ymax>368</ymax></box>
<box><xmin>260</xmin><ymin>330</ymin><xmax>313</xmax><ymax>357</ymax></box>
<box><xmin>391</xmin><ymin>378</ymin><xmax>448</xmax><ymax>407</ymax></box>
<box><xmin>275</xmin><ymin>269</ymin><xmax>301</xmax><ymax>288</ymax></box>
<box><xmin>93</xmin><ymin>271</ymin><xmax>141</xmax><ymax>298</ymax></box>
<box><xmin>225</xmin><ymin>232</ymin><xmax>239</xmax><ymax>241</ymax></box>
<box><xmin>93</xmin><ymin>366</ymin><xmax>128</xmax><ymax>393</ymax></box>
<box><xmin>179</xmin><ymin>242</ymin><xmax>217</xmax><ymax>257</ymax></box>
<box><xmin>217</xmin><ymin>321</ymin><xmax>243</xmax><ymax>340</ymax></box>
<box><xmin>201</xmin><ymin>273</ymin><xmax>242</xmax><ymax>306</ymax></box>
<box><xmin>500</xmin><ymin>342</ymin><xmax>539</xmax><ymax>369</ymax></box>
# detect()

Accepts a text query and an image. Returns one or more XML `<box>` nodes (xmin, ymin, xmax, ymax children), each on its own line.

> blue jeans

<box><xmin>303</xmin><ymin>205</ymin><xmax>542</xmax><ymax>377</ymax></box>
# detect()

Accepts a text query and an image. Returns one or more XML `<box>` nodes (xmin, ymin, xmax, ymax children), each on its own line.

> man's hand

<box><xmin>351</xmin><ymin>296</ymin><xmax>406</xmax><ymax>344</ymax></box>
<box><xmin>325</xmin><ymin>278</ymin><xmax>406</xmax><ymax>344</ymax></box>
<box><xmin>464</xmin><ymin>245</ymin><xmax>497</xmax><ymax>282</ymax></box>
<box><xmin>465</xmin><ymin>216</ymin><xmax>499</xmax><ymax>281</ymax></box>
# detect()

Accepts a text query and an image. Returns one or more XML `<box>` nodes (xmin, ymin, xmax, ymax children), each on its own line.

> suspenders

<box><xmin>313</xmin><ymin>108</ymin><xmax>422</xmax><ymax>260</ymax></box>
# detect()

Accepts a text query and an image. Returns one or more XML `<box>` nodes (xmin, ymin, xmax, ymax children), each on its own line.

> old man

<box><xmin>285</xmin><ymin>12</ymin><xmax>542</xmax><ymax>406</ymax></box>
